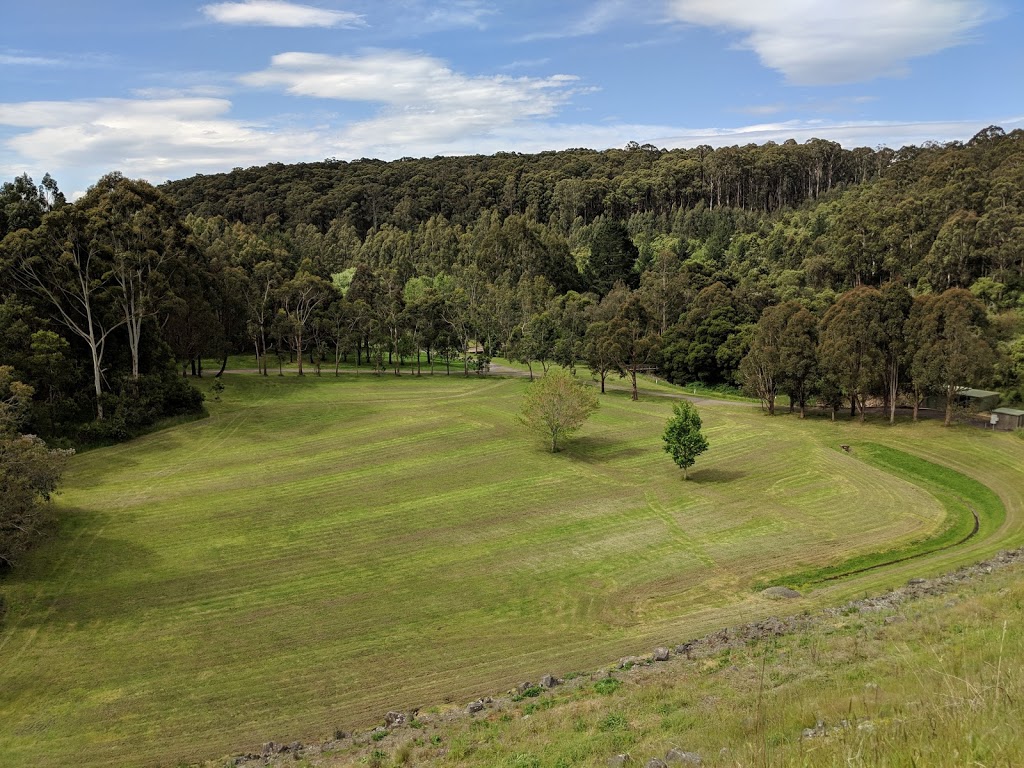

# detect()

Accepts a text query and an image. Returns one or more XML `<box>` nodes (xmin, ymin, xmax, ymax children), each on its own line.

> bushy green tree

<box><xmin>520</xmin><ymin>368</ymin><xmax>599</xmax><ymax>453</ymax></box>
<box><xmin>0</xmin><ymin>366</ymin><xmax>72</xmax><ymax>567</ymax></box>
<box><xmin>662</xmin><ymin>400</ymin><xmax>709</xmax><ymax>479</ymax></box>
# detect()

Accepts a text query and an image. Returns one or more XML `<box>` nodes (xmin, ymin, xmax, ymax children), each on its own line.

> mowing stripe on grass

<box><xmin>760</xmin><ymin>442</ymin><xmax>1006</xmax><ymax>589</ymax></box>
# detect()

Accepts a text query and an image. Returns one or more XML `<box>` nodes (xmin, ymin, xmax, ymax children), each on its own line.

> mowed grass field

<box><xmin>1</xmin><ymin>373</ymin><xmax>1022</xmax><ymax>767</ymax></box>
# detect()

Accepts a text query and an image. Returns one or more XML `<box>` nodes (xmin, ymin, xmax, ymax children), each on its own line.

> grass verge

<box><xmin>758</xmin><ymin>442</ymin><xmax>1006</xmax><ymax>589</ymax></box>
<box><xmin>311</xmin><ymin>556</ymin><xmax>1024</xmax><ymax>768</ymax></box>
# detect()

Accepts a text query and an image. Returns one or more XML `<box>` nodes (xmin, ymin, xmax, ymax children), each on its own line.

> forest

<box><xmin>1</xmin><ymin>126</ymin><xmax>1023</xmax><ymax>562</ymax></box>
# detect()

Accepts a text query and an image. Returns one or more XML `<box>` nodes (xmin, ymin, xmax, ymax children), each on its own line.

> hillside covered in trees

<box><xmin>2</xmin><ymin>125</ymin><xmax>1022</xmax><ymax>448</ymax></box>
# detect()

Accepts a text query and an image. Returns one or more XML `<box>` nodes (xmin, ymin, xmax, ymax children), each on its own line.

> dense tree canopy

<box><xmin>1</xmin><ymin>127</ymin><xmax>1022</xmax><ymax>449</ymax></box>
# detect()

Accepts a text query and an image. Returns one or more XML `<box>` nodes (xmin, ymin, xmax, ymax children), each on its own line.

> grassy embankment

<box><xmin>323</xmin><ymin>556</ymin><xmax>1024</xmax><ymax>768</ymax></box>
<box><xmin>0</xmin><ymin>371</ymin><xmax>1021</xmax><ymax>766</ymax></box>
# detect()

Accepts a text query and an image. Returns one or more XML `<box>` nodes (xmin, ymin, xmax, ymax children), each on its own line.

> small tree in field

<box><xmin>662</xmin><ymin>400</ymin><xmax>708</xmax><ymax>479</ymax></box>
<box><xmin>520</xmin><ymin>368</ymin><xmax>599</xmax><ymax>452</ymax></box>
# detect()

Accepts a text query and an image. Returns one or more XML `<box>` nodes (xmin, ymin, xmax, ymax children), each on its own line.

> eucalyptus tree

<box><xmin>279</xmin><ymin>271</ymin><xmax>333</xmax><ymax>375</ymax></box>
<box><xmin>607</xmin><ymin>292</ymin><xmax>661</xmax><ymax>401</ymax></box>
<box><xmin>777</xmin><ymin>305</ymin><xmax>818</xmax><ymax>417</ymax></box>
<box><xmin>908</xmin><ymin>289</ymin><xmax>995</xmax><ymax>425</ymax></box>
<box><xmin>84</xmin><ymin>173</ymin><xmax>185</xmax><ymax>380</ymax></box>
<box><xmin>1</xmin><ymin>206</ymin><xmax>123</xmax><ymax>420</ymax></box>
<box><xmin>878</xmin><ymin>282</ymin><xmax>913</xmax><ymax>423</ymax></box>
<box><xmin>739</xmin><ymin>302</ymin><xmax>797</xmax><ymax>415</ymax></box>
<box><xmin>818</xmin><ymin>286</ymin><xmax>885</xmax><ymax>420</ymax></box>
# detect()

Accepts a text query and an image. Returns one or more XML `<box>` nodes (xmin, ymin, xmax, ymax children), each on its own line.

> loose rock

<box><xmin>384</xmin><ymin>711</ymin><xmax>406</xmax><ymax>727</ymax></box>
<box><xmin>608</xmin><ymin>755</ymin><xmax>631</xmax><ymax>767</ymax></box>
<box><xmin>540</xmin><ymin>674</ymin><xmax>558</xmax><ymax>688</ymax></box>
<box><xmin>653</xmin><ymin>647</ymin><xmax>671</xmax><ymax>662</ymax></box>
<box><xmin>466</xmin><ymin>700</ymin><xmax>485</xmax><ymax>714</ymax></box>
<box><xmin>645</xmin><ymin>759</ymin><xmax>668</xmax><ymax>768</ymax></box>
<box><xmin>665</xmin><ymin>748</ymin><xmax>702</xmax><ymax>765</ymax></box>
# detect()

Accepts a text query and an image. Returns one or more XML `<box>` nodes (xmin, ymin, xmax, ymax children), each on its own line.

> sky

<box><xmin>1</xmin><ymin>0</ymin><xmax>1021</xmax><ymax>197</ymax></box>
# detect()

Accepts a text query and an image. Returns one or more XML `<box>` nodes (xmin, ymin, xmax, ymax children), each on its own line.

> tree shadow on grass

<box><xmin>68</xmin><ymin>453</ymin><xmax>142</xmax><ymax>489</ymax></box>
<box><xmin>689</xmin><ymin>467</ymin><xmax>746</xmax><ymax>484</ymax></box>
<box><xmin>1</xmin><ymin>508</ymin><xmax>158</xmax><ymax>626</ymax></box>
<box><xmin>566</xmin><ymin>435</ymin><xmax>648</xmax><ymax>461</ymax></box>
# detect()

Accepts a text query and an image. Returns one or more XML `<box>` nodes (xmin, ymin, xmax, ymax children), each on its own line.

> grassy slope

<box><xmin>0</xmin><ymin>373</ymin><xmax>1021</xmax><ymax>766</ymax></box>
<box><xmin>331</xmin><ymin>558</ymin><xmax>1024</xmax><ymax>768</ymax></box>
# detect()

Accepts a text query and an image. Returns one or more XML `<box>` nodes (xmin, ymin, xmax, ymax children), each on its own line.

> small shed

<box><xmin>991</xmin><ymin>408</ymin><xmax>1024</xmax><ymax>432</ymax></box>
<box><xmin>925</xmin><ymin>388</ymin><xmax>1001</xmax><ymax>413</ymax></box>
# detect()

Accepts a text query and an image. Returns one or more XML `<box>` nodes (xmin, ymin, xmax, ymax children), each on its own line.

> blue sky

<box><xmin>1</xmin><ymin>0</ymin><xmax>1021</xmax><ymax>197</ymax></box>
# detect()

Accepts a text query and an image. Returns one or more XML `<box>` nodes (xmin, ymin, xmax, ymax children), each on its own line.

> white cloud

<box><xmin>0</xmin><ymin>54</ymin><xmax>63</xmax><ymax>66</ymax></box>
<box><xmin>201</xmin><ymin>1</ymin><xmax>364</xmax><ymax>28</ymax></box>
<box><xmin>241</xmin><ymin>50</ymin><xmax>580</xmax><ymax>135</ymax></box>
<box><xmin>131</xmin><ymin>85</ymin><xmax>232</xmax><ymax>99</ymax></box>
<box><xmin>665</xmin><ymin>0</ymin><xmax>991</xmax><ymax>85</ymax></box>
<box><xmin>421</xmin><ymin>1</ymin><xmax>496</xmax><ymax>30</ymax></box>
<box><xmin>520</xmin><ymin>0</ymin><xmax>650</xmax><ymax>41</ymax></box>
<box><xmin>500</xmin><ymin>58</ymin><xmax>552</xmax><ymax>71</ymax></box>
<box><xmin>0</xmin><ymin>97</ymin><xmax>325</xmax><ymax>193</ymax></box>
<box><xmin>0</xmin><ymin>50</ymin><xmax>113</xmax><ymax>68</ymax></box>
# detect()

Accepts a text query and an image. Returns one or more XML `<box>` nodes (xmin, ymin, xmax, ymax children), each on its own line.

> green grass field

<box><xmin>1</xmin><ymin>372</ymin><xmax>1022</xmax><ymax>766</ymax></box>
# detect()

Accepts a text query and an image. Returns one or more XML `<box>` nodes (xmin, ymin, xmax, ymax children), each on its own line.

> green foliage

<box><xmin>0</xmin><ymin>366</ymin><xmax>73</xmax><ymax>568</ymax></box>
<box><xmin>519</xmin><ymin>368</ymin><xmax>599</xmax><ymax>452</ymax></box>
<box><xmin>512</xmin><ymin>685</ymin><xmax>543</xmax><ymax>701</ymax></box>
<box><xmin>594</xmin><ymin>678</ymin><xmax>622</xmax><ymax>695</ymax></box>
<box><xmin>597</xmin><ymin>712</ymin><xmax>629</xmax><ymax>732</ymax></box>
<box><xmin>662</xmin><ymin>400</ymin><xmax>709</xmax><ymax>478</ymax></box>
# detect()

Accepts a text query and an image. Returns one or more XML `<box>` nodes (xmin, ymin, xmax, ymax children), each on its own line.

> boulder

<box><xmin>540</xmin><ymin>674</ymin><xmax>558</xmax><ymax>688</ymax></box>
<box><xmin>645</xmin><ymin>759</ymin><xmax>668</xmax><ymax>768</ymax></box>
<box><xmin>466</xmin><ymin>700</ymin><xmax>485</xmax><ymax>714</ymax></box>
<box><xmin>665</xmin><ymin>748</ymin><xmax>702</xmax><ymax>765</ymax></box>
<box><xmin>608</xmin><ymin>755</ymin><xmax>631</xmax><ymax>767</ymax></box>
<box><xmin>384</xmin><ymin>711</ymin><xmax>406</xmax><ymax>727</ymax></box>
<box><xmin>516</xmin><ymin>681</ymin><xmax>534</xmax><ymax>694</ymax></box>
<box><xmin>653</xmin><ymin>647</ymin><xmax>670</xmax><ymax>662</ymax></box>
<box><xmin>618</xmin><ymin>656</ymin><xmax>640</xmax><ymax>670</ymax></box>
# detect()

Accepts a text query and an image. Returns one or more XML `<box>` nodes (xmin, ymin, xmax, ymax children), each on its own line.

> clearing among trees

<box><xmin>0</xmin><ymin>373</ymin><xmax>1021</xmax><ymax>767</ymax></box>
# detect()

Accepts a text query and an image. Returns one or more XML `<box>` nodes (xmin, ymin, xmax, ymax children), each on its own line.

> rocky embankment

<box><xmin>221</xmin><ymin>547</ymin><xmax>1024</xmax><ymax>768</ymax></box>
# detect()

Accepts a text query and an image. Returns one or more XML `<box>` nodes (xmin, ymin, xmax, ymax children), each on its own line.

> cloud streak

<box><xmin>665</xmin><ymin>0</ymin><xmax>991</xmax><ymax>85</ymax></box>
<box><xmin>201</xmin><ymin>1</ymin><xmax>364</xmax><ymax>28</ymax></box>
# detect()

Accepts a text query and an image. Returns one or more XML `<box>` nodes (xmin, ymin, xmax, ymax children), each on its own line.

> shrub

<box><xmin>512</xmin><ymin>685</ymin><xmax>543</xmax><ymax>701</ymax></box>
<box><xmin>598</xmin><ymin>712</ymin><xmax>629</xmax><ymax>732</ymax></box>
<box><xmin>594</xmin><ymin>678</ymin><xmax>622</xmax><ymax>695</ymax></box>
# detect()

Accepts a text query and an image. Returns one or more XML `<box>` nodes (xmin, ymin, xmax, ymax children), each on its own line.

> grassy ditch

<box><xmin>759</xmin><ymin>442</ymin><xmax>1006</xmax><ymax>590</ymax></box>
